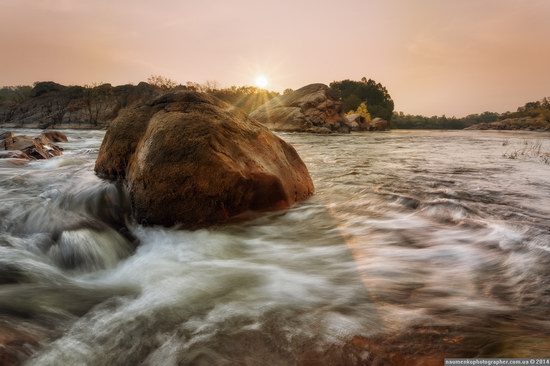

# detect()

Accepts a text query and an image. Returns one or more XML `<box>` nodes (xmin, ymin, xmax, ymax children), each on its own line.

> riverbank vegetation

<box><xmin>0</xmin><ymin>85</ymin><xmax>33</xmax><ymax>104</ymax></box>
<box><xmin>3</xmin><ymin>78</ymin><xmax>548</xmax><ymax>131</ymax></box>
<box><xmin>329</xmin><ymin>78</ymin><xmax>394</xmax><ymax>121</ymax></box>
<box><xmin>1</xmin><ymin>76</ymin><xmax>395</xmax><ymax>120</ymax></box>
<box><xmin>503</xmin><ymin>139</ymin><xmax>550</xmax><ymax>165</ymax></box>
<box><xmin>392</xmin><ymin>98</ymin><xmax>550</xmax><ymax>130</ymax></box>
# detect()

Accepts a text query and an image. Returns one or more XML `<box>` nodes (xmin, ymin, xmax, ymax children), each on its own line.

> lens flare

<box><xmin>255</xmin><ymin>75</ymin><xmax>268</xmax><ymax>88</ymax></box>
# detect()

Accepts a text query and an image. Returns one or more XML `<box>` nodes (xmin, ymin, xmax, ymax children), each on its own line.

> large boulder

<box><xmin>250</xmin><ymin>84</ymin><xmax>350</xmax><ymax>133</ymax></box>
<box><xmin>95</xmin><ymin>91</ymin><xmax>314</xmax><ymax>228</ymax></box>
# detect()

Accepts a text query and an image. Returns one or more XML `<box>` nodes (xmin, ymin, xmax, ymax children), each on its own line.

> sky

<box><xmin>1</xmin><ymin>0</ymin><xmax>549</xmax><ymax>116</ymax></box>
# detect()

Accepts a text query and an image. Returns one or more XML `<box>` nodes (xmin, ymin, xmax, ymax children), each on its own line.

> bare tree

<box><xmin>83</xmin><ymin>83</ymin><xmax>111</xmax><ymax>126</ymax></box>
<box><xmin>203</xmin><ymin>80</ymin><xmax>219</xmax><ymax>93</ymax></box>
<box><xmin>147</xmin><ymin>75</ymin><xmax>179</xmax><ymax>89</ymax></box>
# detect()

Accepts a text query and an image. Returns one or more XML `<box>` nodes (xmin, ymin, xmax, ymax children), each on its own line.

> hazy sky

<box><xmin>1</xmin><ymin>0</ymin><xmax>549</xmax><ymax>116</ymax></box>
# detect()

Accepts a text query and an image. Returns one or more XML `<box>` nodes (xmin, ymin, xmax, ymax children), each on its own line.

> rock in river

<box><xmin>0</xmin><ymin>131</ymin><xmax>66</xmax><ymax>160</ymax></box>
<box><xmin>95</xmin><ymin>91</ymin><xmax>314</xmax><ymax>227</ymax></box>
<box><xmin>40</xmin><ymin>131</ymin><xmax>69</xmax><ymax>143</ymax></box>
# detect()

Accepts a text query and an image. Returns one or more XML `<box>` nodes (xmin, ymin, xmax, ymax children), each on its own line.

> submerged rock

<box><xmin>250</xmin><ymin>83</ymin><xmax>351</xmax><ymax>133</ymax></box>
<box><xmin>0</xmin><ymin>150</ymin><xmax>29</xmax><ymax>160</ymax></box>
<box><xmin>0</xmin><ymin>131</ymin><xmax>65</xmax><ymax>160</ymax></box>
<box><xmin>95</xmin><ymin>91</ymin><xmax>314</xmax><ymax>227</ymax></box>
<box><xmin>49</xmin><ymin>228</ymin><xmax>134</xmax><ymax>271</ymax></box>
<box><xmin>40</xmin><ymin>131</ymin><xmax>68</xmax><ymax>143</ymax></box>
<box><xmin>344</xmin><ymin>115</ymin><xmax>390</xmax><ymax>131</ymax></box>
<box><xmin>0</xmin><ymin>318</ymin><xmax>46</xmax><ymax>366</ymax></box>
<box><xmin>345</xmin><ymin>114</ymin><xmax>367</xmax><ymax>131</ymax></box>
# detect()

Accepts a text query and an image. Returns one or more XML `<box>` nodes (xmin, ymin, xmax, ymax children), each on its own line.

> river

<box><xmin>1</xmin><ymin>130</ymin><xmax>549</xmax><ymax>365</ymax></box>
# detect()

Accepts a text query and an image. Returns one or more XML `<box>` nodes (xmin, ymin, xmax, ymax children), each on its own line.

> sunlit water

<box><xmin>1</xmin><ymin>130</ymin><xmax>549</xmax><ymax>365</ymax></box>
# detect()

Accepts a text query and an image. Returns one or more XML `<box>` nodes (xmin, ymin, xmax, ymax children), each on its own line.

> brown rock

<box><xmin>21</xmin><ymin>138</ymin><xmax>63</xmax><ymax>159</ymax></box>
<box><xmin>250</xmin><ymin>84</ymin><xmax>350</xmax><ymax>133</ymax></box>
<box><xmin>1</xmin><ymin>132</ymin><xmax>63</xmax><ymax>160</ymax></box>
<box><xmin>0</xmin><ymin>150</ymin><xmax>30</xmax><ymax>160</ymax></box>
<box><xmin>0</xmin><ymin>318</ymin><xmax>46</xmax><ymax>366</ymax></box>
<box><xmin>95</xmin><ymin>91</ymin><xmax>314</xmax><ymax>227</ymax></box>
<box><xmin>40</xmin><ymin>131</ymin><xmax>68</xmax><ymax>143</ymax></box>
<box><xmin>0</xmin><ymin>131</ymin><xmax>14</xmax><ymax>141</ymax></box>
<box><xmin>345</xmin><ymin>114</ymin><xmax>369</xmax><ymax>131</ymax></box>
<box><xmin>2</xmin><ymin>134</ymin><xmax>33</xmax><ymax>151</ymax></box>
<box><xmin>343</xmin><ymin>114</ymin><xmax>391</xmax><ymax>132</ymax></box>
<box><xmin>368</xmin><ymin>117</ymin><xmax>390</xmax><ymax>131</ymax></box>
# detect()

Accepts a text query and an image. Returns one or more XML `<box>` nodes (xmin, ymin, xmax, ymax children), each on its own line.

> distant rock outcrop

<box><xmin>344</xmin><ymin>115</ymin><xmax>390</xmax><ymax>131</ymax></box>
<box><xmin>95</xmin><ymin>91</ymin><xmax>314</xmax><ymax>228</ymax></box>
<box><xmin>465</xmin><ymin>117</ymin><xmax>550</xmax><ymax>131</ymax></box>
<box><xmin>345</xmin><ymin>114</ymin><xmax>366</xmax><ymax>131</ymax></box>
<box><xmin>0</xmin><ymin>82</ymin><xmax>161</xmax><ymax>129</ymax></box>
<box><xmin>250</xmin><ymin>84</ymin><xmax>350</xmax><ymax>133</ymax></box>
<box><xmin>0</xmin><ymin>131</ymin><xmax>66</xmax><ymax>160</ymax></box>
<box><xmin>370</xmin><ymin>117</ymin><xmax>390</xmax><ymax>131</ymax></box>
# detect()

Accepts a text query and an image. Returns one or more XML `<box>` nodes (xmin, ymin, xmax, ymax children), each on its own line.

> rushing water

<box><xmin>1</xmin><ymin>130</ymin><xmax>549</xmax><ymax>365</ymax></box>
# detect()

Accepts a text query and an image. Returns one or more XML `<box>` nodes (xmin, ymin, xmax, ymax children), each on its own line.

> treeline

<box><xmin>391</xmin><ymin>111</ymin><xmax>500</xmax><ymax>129</ymax></box>
<box><xmin>158</xmin><ymin>76</ymin><xmax>396</xmax><ymax>117</ymax></box>
<box><xmin>0</xmin><ymin>85</ymin><xmax>33</xmax><ymax>104</ymax></box>
<box><xmin>509</xmin><ymin>97</ymin><xmax>550</xmax><ymax>122</ymax></box>
<box><xmin>4</xmin><ymin>77</ymin><xmax>547</xmax><ymax>131</ymax></box>
<box><xmin>392</xmin><ymin>97</ymin><xmax>550</xmax><ymax>129</ymax></box>
<box><xmin>329</xmin><ymin>78</ymin><xmax>394</xmax><ymax>121</ymax></box>
<box><xmin>0</xmin><ymin>79</ymin><xmax>279</xmax><ymax>115</ymax></box>
<box><xmin>1</xmin><ymin>75</ymin><xmax>395</xmax><ymax>118</ymax></box>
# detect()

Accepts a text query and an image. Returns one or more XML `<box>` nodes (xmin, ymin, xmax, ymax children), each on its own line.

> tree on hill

<box><xmin>515</xmin><ymin>97</ymin><xmax>550</xmax><ymax>122</ymax></box>
<box><xmin>0</xmin><ymin>85</ymin><xmax>32</xmax><ymax>105</ymax></box>
<box><xmin>147</xmin><ymin>75</ymin><xmax>179</xmax><ymax>89</ymax></box>
<box><xmin>83</xmin><ymin>83</ymin><xmax>113</xmax><ymax>126</ymax></box>
<box><xmin>329</xmin><ymin>77</ymin><xmax>394</xmax><ymax>120</ymax></box>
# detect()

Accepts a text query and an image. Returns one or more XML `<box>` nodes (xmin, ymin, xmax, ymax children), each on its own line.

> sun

<box><xmin>255</xmin><ymin>75</ymin><xmax>269</xmax><ymax>89</ymax></box>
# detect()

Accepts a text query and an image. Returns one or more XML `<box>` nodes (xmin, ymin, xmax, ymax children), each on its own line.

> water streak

<box><xmin>0</xmin><ymin>129</ymin><xmax>548</xmax><ymax>365</ymax></box>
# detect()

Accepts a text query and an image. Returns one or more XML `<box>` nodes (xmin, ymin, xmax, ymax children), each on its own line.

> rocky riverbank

<box><xmin>1</xmin><ymin>82</ymin><xmax>390</xmax><ymax>133</ymax></box>
<box><xmin>249</xmin><ymin>84</ymin><xmax>351</xmax><ymax>133</ymax></box>
<box><xmin>0</xmin><ymin>82</ymin><xmax>161</xmax><ymax>129</ymax></box>
<box><xmin>465</xmin><ymin>116</ymin><xmax>550</xmax><ymax>131</ymax></box>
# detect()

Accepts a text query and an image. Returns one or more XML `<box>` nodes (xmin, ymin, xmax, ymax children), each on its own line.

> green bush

<box><xmin>329</xmin><ymin>78</ymin><xmax>394</xmax><ymax>120</ymax></box>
